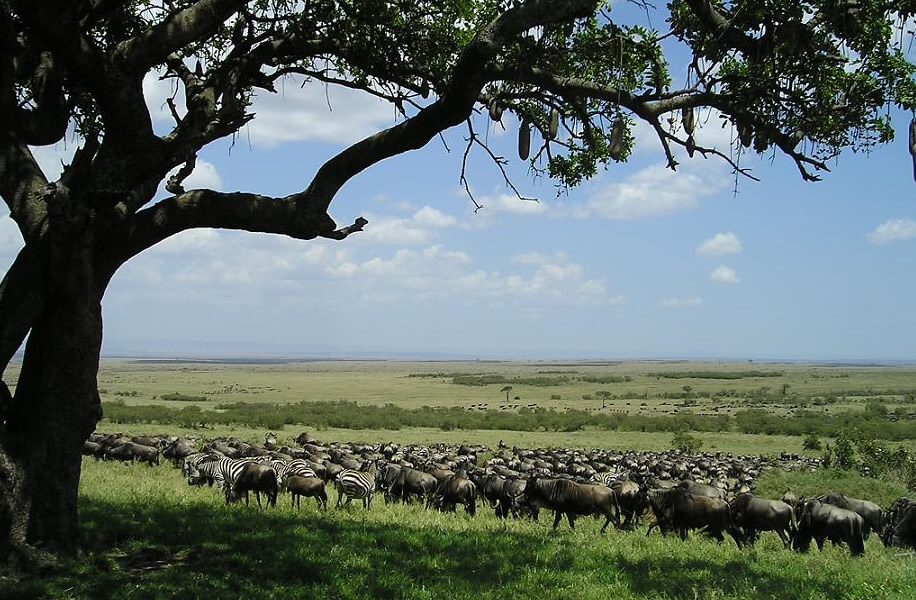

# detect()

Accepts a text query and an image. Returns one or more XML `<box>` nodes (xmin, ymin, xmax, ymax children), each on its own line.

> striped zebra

<box><xmin>182</xmin><ymin>452</ymin><xmax>222</xmax><ymax>484</ymax></box>
<box><xmin>591</xmin><ymin>472</ymin><xmax>623</xmax><ymax>487</ymax></box>
<box><xmin>188</xmin><ymin>457</ymin><xmax>253</xmax><ymax>502</ymax></box>
<box><xmin>335</xmin><ymin>461</ymin><xmax>378</xmax><ymax>509</ymax></box>
<box><xmin>269</xmin><ymin>459</ymin><xmax>319</xmax><ymax>491</ymax></box>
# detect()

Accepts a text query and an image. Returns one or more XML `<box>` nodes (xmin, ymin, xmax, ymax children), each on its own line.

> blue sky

<box><xmin>2</xmin><ymin>26</ymin><xmax>916</xmax><ymax>361</ymax></box>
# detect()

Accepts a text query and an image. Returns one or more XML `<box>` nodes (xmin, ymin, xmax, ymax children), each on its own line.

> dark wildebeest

<box><xmin>881</xmin><ymin>497</ymin><xmax>916</xmax><ymax>549</ymax></box>
<box><xmin>162</xmin><ymin>438</ymin><xmax>196</xmax><ymax>463</ymax></box>
<box><xmin>611</xmin><ymin>480</ymin><xmax>647</xmax><ymax>530</ymax></box>
<box><xmin>793</xmin><ymin>499</ymin><xmax>865</xmax><ymax>556</ymax></box>
<box><xmin>646</xmin><ymin>486</ymin><xmax>742</xmax><ymax>547</ymax></box>
<box><xmin>729</xmin><ymin>493</ymin><xmax>795</xmax><ymax>547</ymax></box>
<box><xmin>394</xmin><ymin>468</ymin><xmax>438</xmax><ymax>505</ymax></box>
<box><xmin>523</xmin><ymin>476</ymin><xmax>619</xmax><ymax>533</ymax></box>
<box><xmin>474</xmin><ymin>473</ymin><xmax>507</xmax><ymax>511</ymax></box>
<box><xmin>377</xmin><ymin>463</ymin><xmax>403</xmax><ymax>502</ymax></box>
<box><xmin>816</xmin><ymin>493</ymin><xmax>882</xmax><ymax>540</ymax></box>
<box><xmin>287</xmin><ymin>475</ymin><xmax>328</xmax><ymax>510</ymax></box>
<box><xmin>229</xmin><ymin>462</ymin><xmax>279</xmax><ymax>508</ymax></box>
<box><xmin>83</xmin><ymin>440</ymin><xmax>103</xmax><ymax>460</ymax></box>
<box><xmin>677</xmin><ymin>480</ymin><xmax>726</xmax><ymax>500</ymax></box>
<box><xmin>105</xmin><ymin>442</ymin><xmax>160</xmax><ymax>466</ymax></box>
<box><xmin>497</xmin><ymin>477</ymin><xmax>537</xmax><ymax>519</ymax></box>
<box><xmin>432</xmin><ymin>476</ymin><xmax>478</xmax><ymax>515</ymax></box>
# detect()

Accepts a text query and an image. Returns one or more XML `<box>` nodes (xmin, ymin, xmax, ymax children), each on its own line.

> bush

<box><xmin>802</xmin><ymin>433</ymin><xmax>822</xmax><ymax>451</ymax></box>
<box><xmin>671</xmin><ymin>431</ymin><xmax>703</xmax><ymax>454</ymax></box>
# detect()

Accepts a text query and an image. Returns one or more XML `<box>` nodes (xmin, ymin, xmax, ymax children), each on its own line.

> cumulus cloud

<box><xmin>709</xmin><ymin>265</ymin><xmax>740</xmax><ymax>284</ymax></box>
<box><xmin>571</xmin><ymin>164</ymin><xmax>723</xmax><ymax>220</ymax></box>
<box><xmin>246</xmin><ymin>81</ymin><xmax>395</xmax><ymax>147</ymax></box>
<box><xmin>480</xmin><ymin>193</ymin><xmax>549</xmax><ymax>215</ymax></box>
<box><xmin>868</xmin><ymin>218</ymin><xmax>916</xmax><ymax>244</ymax></box>
<box><xmin>660</xmin><ymin>297</ymin><xmax>703</xmax><ymax>308</ymax></box>
<box><xmin>359</xmin><ymin>205</ymin><xmax>458</xmax><ymax>245</ymax></box>
<box><xmin>697</xmin><ymin>232</ymin><xmax>742</xmax><ymax>256</ymax></box>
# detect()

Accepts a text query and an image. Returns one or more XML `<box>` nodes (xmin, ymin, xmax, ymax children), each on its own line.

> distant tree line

<box><xmin>100</xmin><ymin>399</ymin><xmax>916</xmax><ymax>441</ymax></box>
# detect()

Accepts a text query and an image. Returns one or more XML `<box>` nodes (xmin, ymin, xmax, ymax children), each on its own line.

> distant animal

<box><xmin>793</xmin><ymin>499</ymin><xmax>865</xmax><ymax>556</ymax></box>
<box><xmin>646</xmin><ymin>486</ymin><xmax>742</xmax><ymax>547</ymax></box>
<box><xmin>729</xmin><ymin>493</ymin><xmax>795</xmax><ymax>547</ymax></box>
<box><xmin>104</xmin><ymin>442</ymin><xmax>160</xmax><ymax>466</ymax></box>
<box><xmin>287</xmin><ymin>475</ymin><xmax>328</xmax><ymax>510</ymax></box>
<box><xmin>523</xmin><ymin>476</ymin><xmax>619</xmax><ymax>533</ymax></box>
<box><xmin>335</xmin><ymin>461</ymin><xmax>377</xmax><ymax>509</ymax></box>
<box><xmin>228</xmin><ymin>462</ymin><xmax>279</xmax><ymax>508</ymax></box>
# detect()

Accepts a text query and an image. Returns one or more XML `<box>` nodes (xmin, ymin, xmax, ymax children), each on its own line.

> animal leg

<box><xmin>552</xmin><ymin>511</ymin><xmax>563</xmax><ymax>530</ymax></box>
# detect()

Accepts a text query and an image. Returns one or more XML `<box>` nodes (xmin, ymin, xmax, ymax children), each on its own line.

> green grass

<box><xmin>3</xmin><ymin>458</ymin><xmax>915</xmax><ymax>600</ymax></box>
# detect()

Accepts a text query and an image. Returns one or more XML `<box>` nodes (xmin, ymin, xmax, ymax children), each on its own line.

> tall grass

<box><xmin>3</xmin><ymin>459</ymin><xmax>915</xmax><ymax>600</ymax></box>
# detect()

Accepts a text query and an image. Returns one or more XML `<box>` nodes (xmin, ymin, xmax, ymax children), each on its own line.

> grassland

<box><xmin>3</xmin><ymin>457</ymin><xmax>915</xmax><ymax>600</ymax></box>
<box><xmin>4</xmin><ymin>358</ymin><xmax>914</xmax><ymax>417</ymax></box>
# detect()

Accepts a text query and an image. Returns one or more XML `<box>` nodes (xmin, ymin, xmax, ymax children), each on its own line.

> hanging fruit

<box><xmin>609</xmin><ymin>115</ymin><xmax>625</xmax><ymax>160</ymax></box>
<box><xmin>682</xmin><ymin>107</ymin><xmax>695</xmax><ymax>135</ymax></box>
<box><xmin>909</xmin><ymin>117</ymin><xmax>916</xmax><ymax>182</ymax></box>
<box><xmin>420</xmin><ymin>80</ymin><xmax>429</xmax><ymax>99</ymax></box>
<box><xmin>547</xmin><ymin>108</ymin><xmax>559</xmax><ymax>140</ymax></box>
<box><xmin>488</xmin><ymin>98</ymin><xmax>503</xmax><ymax>122</ymax></box>
<box><xmin>686</xmin><ymin>134</ymin><xmax>696</xmax><ymax>158</ymax></box>
<box><xmin>518</xmin><ymin>119</ymin><xmax>531</xmax><ymax>160</ymax></box>
<box><xmin>738</xmin><ymin>122</ymin><xmax>752</xmax><ymax>148</ymax></box>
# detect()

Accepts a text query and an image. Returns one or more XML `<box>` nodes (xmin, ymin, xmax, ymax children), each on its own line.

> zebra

<box><xmin>268</xmin><ymin>458</ymin><xmax>319</xmax><ymax>491</ymax></box>
<box><xmin>335</xmin><ymin>460</ymin><xmax>378</xmax><ymax>509</ymax></box>
<box><xmin>188</xmin><ymin>457</ymin><xmax>254</xmax><ymax>502</ymax></box>
<box><xmin>182</xmin><ymin>452</ymin><xmax>222</xmax><ymax>484</ymax></box>
<box><xmin>591</xmin><ymin>472</ymin><xmax>623</xmax><ymax>487</ymax></box>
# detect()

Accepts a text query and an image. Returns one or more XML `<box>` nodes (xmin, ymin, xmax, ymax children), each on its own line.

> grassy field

<box><xmin>2</xmin><ymin>457</ymin><xmax>914</xmax><ymax>600</ymax></box>
<box><xmin>5</xmin><ymin>358</ymin><xmax>915</xmax><ymax>418</ymax></box>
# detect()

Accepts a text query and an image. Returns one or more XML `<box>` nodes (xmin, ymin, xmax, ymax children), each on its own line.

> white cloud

<box><xmin>412</xmin><ymin>206</ymin><xmax>457</xmax><ymax>228</ymax></box>
<box><xmin>357</xmin><ymin>205</ymin><xmax>459</xmax><ymax>246</ymax></box>
<box><xmin>709</xmin><ymin>265</ymin><xmax>740</xmax><ymax>284</ymax></box>
<box><xmin>868</xmin><ymin>218</ymin><xmax>916</xmax><ymax>244</ymax></box>
<box><xmin>246</xmin><ymin>80</ymin><xmax>396</xmax><ymax>147</ymax></box>
<box><xmin>482</xmin><ymin>193</ymin><xmax>548</xmax><ymax>215</ymax></box>
<box><xmin>572</xmin><ymin>164</ymin><xmax>722</xmax><ymax>220</ymax></box>
<box><xmin>697</xmin><ymin>232</ymin><xmax>742</xmax><ymax>256</ymax></box>
<box><xmin>660</xmin><ymin>297</ymin><xmax>703</xmax><ymax>308</ymax></box>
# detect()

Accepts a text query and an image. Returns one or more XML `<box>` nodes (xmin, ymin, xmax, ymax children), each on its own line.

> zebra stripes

<box><xmin>188</xmin><ymin>457</ymin><xmax>254</xmax><ymax>502</ymax></box>
<box><xmin>269</xmin><ymin>458</ymin><xmax>319</xmax><ymax>489</ymax></box>
<box><xmin>335</xmin><ymin>462</ymin><xmax>377</xmax><ymax>509</ymax></box>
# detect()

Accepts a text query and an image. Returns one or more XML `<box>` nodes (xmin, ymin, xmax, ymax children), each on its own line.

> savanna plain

<box><xmin>2</xmin><ymin>358</ymin><xmax>916</xmax><ymax>599</ymax></box>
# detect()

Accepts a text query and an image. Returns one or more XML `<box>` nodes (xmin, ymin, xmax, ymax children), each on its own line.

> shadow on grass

<box><xmin>2</xmin><ymin>497</ymin><xmax>912</xmax><ymax>600</ymax></box>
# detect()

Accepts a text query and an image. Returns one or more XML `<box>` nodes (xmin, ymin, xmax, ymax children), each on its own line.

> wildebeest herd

<box><xmin>85</xmin><ymin>431</ymin><xmax>916</xmax><ymax>556</ymax></box>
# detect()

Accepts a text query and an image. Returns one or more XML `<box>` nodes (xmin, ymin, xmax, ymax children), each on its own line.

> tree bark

<box><xmin>0</xmin><ymin>186</ymin><xmax>103</xmax><ymax>564</ymax></box>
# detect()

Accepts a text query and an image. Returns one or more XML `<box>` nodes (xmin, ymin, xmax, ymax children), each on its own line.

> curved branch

<box><xmin>115</xmin><ymin>0</ymin><xmax>249</xmax><ymax>73</ymax></box>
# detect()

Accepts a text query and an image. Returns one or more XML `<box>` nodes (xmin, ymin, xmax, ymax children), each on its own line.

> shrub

<box><xmin>802</xmin><ymin>433</ymin><xmax>822</xmax><ymax>451</ymax></box>
<box><xmin>671</xmin><ymin>431</ymin><xmax>703</xmax><ymax>454</ymax></box>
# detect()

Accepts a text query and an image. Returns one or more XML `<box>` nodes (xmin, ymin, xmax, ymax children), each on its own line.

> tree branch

<box><xmin>115</xmin><ymin>0</ymin><xmax>249</xmax><ymax>73</ymax></box>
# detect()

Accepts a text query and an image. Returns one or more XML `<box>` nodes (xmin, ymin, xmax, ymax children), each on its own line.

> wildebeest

<box><xmin>646</xmin><ymin>486</ymin><xmax>742</xmax><ymax>547</ymax></box>
<box><xmin>611</xmin><ymin>480</ymin><xmax>647</xmax><ymax>530</ymax></box>
<box><xmin>228</xmin><ymin>462</ymin><xmax>279</xmax><ymax>507</ymax></box>
<box><xmin>432</xmin><ymin>476</ymin><xmax>478</xmax><ymax>515</ymax></box>
<box><xmin>781</xmin><ymin>489</ymin><xmax>798</xmax><ymax>508</ymax></box>
<box><xmin>881</xmin><ymin>497</ymin><xmax>916</xmax><ymax>549</ymax></box>
<box><xmin>497</xmin><ymin>477</ymin><xmax>536</xmax><ymax>519</ymax></box>
<box><xmin>104</xmin><ymin>442</ymin><xmax>160</xmax><ymax>466</ymax></box>
<box><xmin>816</xmin><ymin>493</ymin><xmax>882</xmax><ymax>540</ymax></box>
<box><xmin>729</xmin><ymin>493</ymin><xmax>795</xmax><ymax>547</ymax></box>
<box><xmin>523</xmin><ymin>476</ymin><xmax>619</xmax><ymax>533</ymax></box>
<box><xmin>793</xmin><ymin>499</ymin><xmax>865</xmax><ymax>556</ymax></box>
<box><xmin>392</xmin><ymin>467</ymin><xmax>438</xmax><ymax>505</ymax></box>
<box><xmin>287</xmin><ymin>475</ymin><xmax>328</xmax><ymax>510</ymax></box>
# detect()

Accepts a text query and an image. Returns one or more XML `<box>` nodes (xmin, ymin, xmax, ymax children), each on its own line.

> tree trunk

<box><xmin>0</xmin><ymin>189</ymin><xmax>103</xmax><ymax>565</ymax></box>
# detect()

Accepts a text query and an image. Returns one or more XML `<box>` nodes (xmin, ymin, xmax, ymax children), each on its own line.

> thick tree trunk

<box><xmin>0</xmin><ymin>187</ymin><xmax>103</xmax><ymax>565</ymax></box>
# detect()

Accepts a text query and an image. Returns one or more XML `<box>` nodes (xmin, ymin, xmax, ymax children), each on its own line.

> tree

<box><xmin>1</xmin><ymin>0</ymin><xmax>914</xmax><ymax>565</ymax></box>
<box><xmin>500</xmin><ymin>385</ymin><xmax>513</xmax><ymax>402</ymax></box>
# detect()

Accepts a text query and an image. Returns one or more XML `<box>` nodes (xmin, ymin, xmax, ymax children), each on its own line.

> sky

<box><xmin>2</xmin><ymin>17</ymin><xmax>916</xmax><ymax>362</ymax></box>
